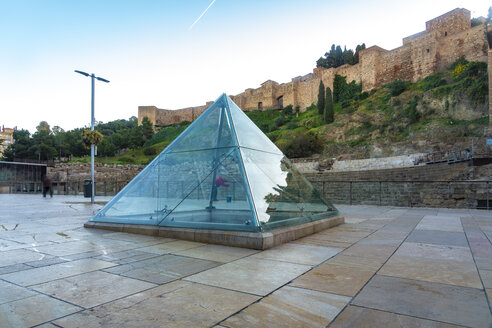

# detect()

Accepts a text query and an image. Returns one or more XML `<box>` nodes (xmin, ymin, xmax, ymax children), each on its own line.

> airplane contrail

<box><xmin>188</xmin><ymin>0</ymin><xmax>217</xmax><ymax>30</ymax></box>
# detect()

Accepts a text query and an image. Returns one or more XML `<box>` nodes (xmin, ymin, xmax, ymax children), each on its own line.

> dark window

<box><xmin>258</xmin><ymin>102</ymin><xmax>263</xmax><ymax>110</ymax></box>
<box><xmin>426</xmin><ymin>48</ymin><xmax>430</xmax><ymax>53</ymax></box>
<box><xmin>444</xmin><ymin>31</ymin><xmax>447</xmax><ymax>36</ymax></box>
<box><xmin>277</xmin><ymin>96</ymin><xmax>283</xmax><ymax>109</ymax></box>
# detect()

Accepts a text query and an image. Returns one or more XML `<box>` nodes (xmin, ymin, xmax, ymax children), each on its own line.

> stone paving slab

<box><xmin>406</xmin><ymin>229</ymin><xmax>469</xmax><ymax>247</ymax></box>
<box><xmin>53</xmin><ymin>280</ymin><xmax>259</xmax><ymax>328</ymax></box>
<box><xmin>103</xmin><ymin>254</ymin><xmax>221</xmax><ymax>284</ymax></box>
<box><xmin>138</xmin><ymin>240</ymin><xmax>206</xmax><ymax>254</ymax></box>
<box><xmin>0</xmin><ymin>249</ymin><xmax>54</xmax><ymax>267</ymax></box>
<box><xmin>330</xmin><ymin>305</ymin><xmax>465</xmax><ymax>328</ymax></box>
<box><xmin>353</xmin><ymin>275</ymin><xmax>492</xmax><ymax>328</ymax></box>
<box><xmin>290</xmin><ymin>263</ymin><xmax>376</xmax><ymax>297</ymax></box>
<box><xmin>393</xmin><ymin>242</ymin><xmax>475</xmax><ymax>262</ymax></box>
<box><xmin>324</xmin><ymin>254</ymin><xmax>384</xmax><ymax>270</ymax></box>
<box><xmin>340</xmin><ymin>243</ymin><xmax>399</xmax><ymax>262</ymax></box>
<box><xmin>221</xmin><ymin>285</ymin><xmax>350</xmax><ymax>328</ymax></box>
<box><xmin>0</xmin><ymin>294</ymin><xmax>82</xmax><ymax>327</ymax></box>
<box><xmin>416</xmin><ymin>215</ymin><xmax>463</xmax><ymax>232</ymax></box>
<box><xmin>93</xmin><ymin>249</ymin><xmax>161</xmax><ymax>265</ymax></box>
<box><xmin>0</xmin><ymin>280</ymin><xmax>38</xmax><ymax>305</ymax></box>
<box><xmin>32</xmin><ymin>271</ymin><xmax>157</xmax><ymax>308</ymax></box>
<box><xmin>27</xmin><ymin>240</ymin><xmax>128</xmax><ymax>257</ymax></box>
<box><xmin>0</xmin><ymin>258</ymin><xmax>117</xmax><ymax>286</ymax></box>
<box><xmin>0</xmin><ymin>263</ymin><xmax>33</xmax><ymax>275</ymax></box>
<box><xmin>100</xmin><ymin>231</ymin><xmax>175</xmax><ymax>247</ymax></box>
<box><xmin>291</xmin><ymin>234</ymin><xmax>354</xmax><ymax>249</ymax></box>
<box><xmin>172</xmin><ymin>244</ymin><xmax>258</xmax><ymax>263</ymax></box>
<box><xmin>379</xmin><ymin>255</ymin><xmax>482</xmax><ymax>288</ymax></box>
<box><xmin>250</xmin><ymin>243</ymin><xmax>341</xmax><ymax>266</ymax></box>
<box><xmin>185</xmin><ymin>257</ymin><xmax>311</xmax><ymax>296</ymax></box>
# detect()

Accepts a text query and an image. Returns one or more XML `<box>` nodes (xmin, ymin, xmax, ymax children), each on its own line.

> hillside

<box><xmin>96</xmin><ymin>57</ymin><xmax>488</xmax><ymax>165</ymax></box>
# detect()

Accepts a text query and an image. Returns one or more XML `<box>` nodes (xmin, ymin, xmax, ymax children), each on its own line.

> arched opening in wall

<box><xmin>426</xmin><ymin>49</ymin><xmax>430</xmax><ymax>53</ymax></box>
<box><xmin>258</xmin><ymin>102</ymin><xmax>263</xmax><ymax>110</ymax></box>
<box><xmin>277</xmin><ymin>96</ymin><xmax>283</xmax><ymax>109</ymax></box>
<box><xmin>444</xmin><ymin>31</ymin><xmax>447</xmax><ymax>36</ymax></box>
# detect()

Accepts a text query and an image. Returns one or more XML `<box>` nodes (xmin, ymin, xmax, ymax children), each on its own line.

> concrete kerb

<box><xmin>83</xmin><ymin>215</ymin><xmax>344</xmax><ymax>250</ymax></box>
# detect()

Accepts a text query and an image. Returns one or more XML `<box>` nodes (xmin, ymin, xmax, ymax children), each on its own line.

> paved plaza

<box><xmin>0</xmin><ymin>194</ymin><xmax>491</xmax><ymax>327</ymax></box>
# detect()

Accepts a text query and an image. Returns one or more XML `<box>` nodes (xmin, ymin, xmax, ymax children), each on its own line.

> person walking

<box><xmin>42</xmin><ymin>175</ymin><xmax>53</xmax><ymax>198</ymax></box>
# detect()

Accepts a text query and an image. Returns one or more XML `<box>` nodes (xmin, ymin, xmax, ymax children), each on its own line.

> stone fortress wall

<box><xmin>139</xmin><ymin>8</ymin><xmax>489</xmax><ymax>127</ymax></box>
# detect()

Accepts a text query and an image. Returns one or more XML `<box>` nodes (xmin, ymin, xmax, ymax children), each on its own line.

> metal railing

<box><xmin>7</xmin><ymin>180</ymin><xmax>130</xmax><ymax>197</ymax></box>
<box><xmin>6</xmin><ymin>179</ymin><xmax>492</xmax><ymax>210</ymax></box>
<box><xmin>421</xmin><ymin>148</ymin><xmax>472</xmax><ymax>165</ymax></box>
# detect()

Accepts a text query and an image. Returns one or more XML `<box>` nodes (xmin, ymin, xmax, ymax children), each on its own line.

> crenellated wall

<box><xmin>140</xmin><ymin>8</ymin><xmax>489</xmax><ymax>127</ymax></box>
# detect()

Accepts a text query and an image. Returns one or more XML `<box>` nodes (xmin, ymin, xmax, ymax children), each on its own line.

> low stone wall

<box><xmin>38</xmin><ymin>161</ymin><xmax>492</xmax><ymax>209</ymax></box>
<box><xmin>306</xmin><ymin>162</ymin><xmax>492</xmax><ymax>209</ymax></box>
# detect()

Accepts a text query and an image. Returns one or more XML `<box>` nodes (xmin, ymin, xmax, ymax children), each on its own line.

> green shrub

<box><xmin>385</xmin><ymin>79</ymin><xmax>410</xmax><ymax>97</ymax></box>
<box><xmin>145</xmin><ymin>125</ymin><xmax>187</xmax><ymax>147</ymax></box>
<box><xmin>282</xmin><ymin>105</ymin><xmax>293</xmax><ymax>116</ymax></box>
<box><xmin>449</xmin><ymin>56</ymin><xmax>468</xmax><ymax>71</ymax></box>
<box><xmin>286</xmin><ymin>121</ymin><xmax>298</xmax><ymax>130</ymax></box>
<box><xmin>274</xmin><ymin>116</ymin><xmax>287</xmax><ymax>127</ymax></box>
<box><xmin>358</xmin><ymin>91</ymin><xmax>370</xmax><ymax>100</ymax></box>
<box><xmin>276</xmin><ymin>129</ymin><xmax>323</xmax><ymax>158</ymax></box>
<box><xmin>306</xmin><ymin>103</ymin><xmax>317</xmax><ymax>111</ymax></box>
<box><xmin>118</xmin><ymin>156</ymin><xmax>135</xmax><ymax>164</ymax></box>
<box><xmin>406</xmin><ymin>96</ymin><xmax>420</xmax><ymax>124</ymax></box>
<box><xmin>341</xmin><ymin>99</ymin><xmax>353</xmax><ymax>108</ymax></box>
<box><xmin>421</xmin><ymin>73</ymin><xmax>447</xmax><ymax>91</ymax></box>
<box><xmin>143</xmin><ymin>147</ymin><xmax>157</xmax><ymax>156</ymax></box>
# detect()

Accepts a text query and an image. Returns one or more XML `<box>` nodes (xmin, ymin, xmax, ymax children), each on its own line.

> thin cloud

<box><xmin>188</xmin><ymin>0</ymin><xmax>217</xmax><ymax>30</ymax></box>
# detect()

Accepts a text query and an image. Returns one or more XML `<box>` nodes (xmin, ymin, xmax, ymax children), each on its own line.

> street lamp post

<box><xmin>74</xmin><ymin>70</ymin><xmax>110</xmax><ymax>204</ymax></box>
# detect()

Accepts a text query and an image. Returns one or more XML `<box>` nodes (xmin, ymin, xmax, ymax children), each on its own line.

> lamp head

<box><xmin>96</xmin><ymin>77</ymin><xmax>110</xmax><ymax>83</ymax></box>
<box><xmin>74</xmin><ymin>70</ymin><xmax>90</xmax><ymax>77</ymax></box>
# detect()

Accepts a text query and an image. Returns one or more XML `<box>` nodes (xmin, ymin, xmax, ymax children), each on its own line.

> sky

<box><xmin>0</xmin><ymin>0</ymin><xmax>489</xmax><ymax>133</ymax></box>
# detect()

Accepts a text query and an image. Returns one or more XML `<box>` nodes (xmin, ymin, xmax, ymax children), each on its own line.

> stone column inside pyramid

<box><xmin>86</xmin><ymin>94</ymin><xmax>343</xmax><ymax>249</ymax></box>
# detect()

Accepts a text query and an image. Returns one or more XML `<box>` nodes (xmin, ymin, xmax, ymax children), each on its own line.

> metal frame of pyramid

<box><xmin>85</xmin><ymin>94</ymin><xmax>343</xmax><ymax>249</ymax></box>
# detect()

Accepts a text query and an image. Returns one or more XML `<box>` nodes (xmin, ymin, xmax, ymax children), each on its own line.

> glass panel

<box><xmin>155</xmin><ymin>147</ymin><xmax>236</xmax><ymax>221</ymax></box>
<box><xmin>166</xmin><ymin>96</ymin><xmax>235</xmax><ymax>153</ymax></box>
<box><xmin>159</xmin><ymin>148</ymin><xmax>257</xmax><ymax>231</ymax></box>
<box><xmin>227</xmin><ymin>97</ymin><xmax>282</xmax><ymax>155</ymax></box>
<box><xmin>241</xmin><ymin>148</ymin><xmax>337</xmax><ymax>231</ymax></box>
<box><xmin>94</xmin><ymin>161</ymin><xmax>159</xmax><ymax>224</ymax></box>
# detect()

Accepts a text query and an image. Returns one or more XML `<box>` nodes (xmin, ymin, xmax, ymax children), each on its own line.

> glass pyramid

<box><xmin>91</xmin><ymin>94</ymin><xmax>338</xmax><ymax>232</ymax></box>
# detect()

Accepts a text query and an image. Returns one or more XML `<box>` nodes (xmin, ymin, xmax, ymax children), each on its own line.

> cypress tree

<box><xmin>317</xmin><ymin>81</ymin><xmax>325</xmax><ymax>115</ymax></box>
<box><xmin>324</xmin><ymin>87</ymin><xmax>334</xmax><ymax>123</ymax></box>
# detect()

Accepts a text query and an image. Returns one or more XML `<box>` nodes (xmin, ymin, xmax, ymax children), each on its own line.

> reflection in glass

<box><xmin>241</xmin><ymin>148</ymin><xmax>337</xmax><ymax>231</ymax></box>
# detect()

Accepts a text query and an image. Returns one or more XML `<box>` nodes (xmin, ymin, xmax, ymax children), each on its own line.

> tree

<box><xmin>324</xmin><ymin>87</ymin><xmax>334</xmax><ymax>123</ymax></box>
<box><xmin>30</xmin><ymin>129</ymin><xmax>56</xmax><ymax>160</ymax></box>
<box><xmin>333</xmin><ymin>74</ymin><xmax>362</xmax><ymax>104</ymax></box>
<box><xmin>36</xmin><ymin>121</ymin><xmax>51</xmax><ymax>132</ymax></box>
<box><xmin>317</xmin><ymin>44</ymin><xmax>364</xmax><ymax>68</ymax></box>
<box><xmin>317</xmin><ymin>81</ymin><xmax>325</xmax><ymax>115</ymax></box>
<box><xmin>52</xmin><ymin>126</ymin><xmax>67</xmax><ymax>159</ymax></box>
<box><xmin>8</xmin><ymin>130</ymin><xmax>32</xmax><ymax>160</ymax></box>
<box><xmin>141</xmin><ymin>117</ymin><xmax>154</xmax><ymax>141</ymax></box>
<box><xmin>354</xmin><ymin>43</ymin><xmax>366</xmax><ymax>64</ymax></box>
<box><xmin>342</xmin><ymin>46</ymin><xmax>355</xmax><ymax>65</ymax></box>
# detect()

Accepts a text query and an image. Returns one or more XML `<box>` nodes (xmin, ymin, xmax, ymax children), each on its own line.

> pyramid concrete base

<box><xmin>84</xmin><ymin>215</ymin><xmax>344</xmax><ymax>250</ymax></box>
